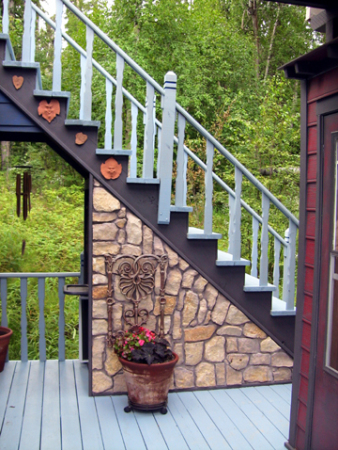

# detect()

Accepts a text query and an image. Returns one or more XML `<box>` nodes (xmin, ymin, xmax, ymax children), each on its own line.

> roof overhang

<box><xmin>280</xmin><ymin>36</ymin><xmax>338</xmax><ymax>79</ymax></box>
<box><xmin>263</xmin><ymin>0</ymin><xmax>338</xmax><ymax>10</ymax></box>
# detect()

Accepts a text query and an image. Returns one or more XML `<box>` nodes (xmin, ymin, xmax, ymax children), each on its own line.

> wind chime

<box><xmin>15</xmin><ymin>166</ymin><xmax>32</xmax><ymax>255</ymax></box>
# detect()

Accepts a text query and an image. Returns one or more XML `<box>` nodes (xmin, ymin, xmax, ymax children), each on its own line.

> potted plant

<box><xmin>0</xmin><ymin>326</ymin><xmax>13</xmax><ymax>372</ymax></box>
<box><xmin>114</xmin><ymin>325</ymin><xmax>178</xmax><ymax>414</ymax></box>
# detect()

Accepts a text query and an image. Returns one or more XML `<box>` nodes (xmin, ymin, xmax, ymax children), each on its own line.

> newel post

<box><xmin>158</xmin><ymin>72</ymin><xmax>177</xmax><ymax>224</ymax></box>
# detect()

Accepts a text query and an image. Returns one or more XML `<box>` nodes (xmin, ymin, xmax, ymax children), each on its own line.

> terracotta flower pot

<box><xmin>0</xmin><ymin>326</ymin><xmax>13</xmax><ymax>373</ymax></box>
<box><xmin>119</xmin><ymin>352</ymin><xmax>178</xmax><ymax>414</ymax></box>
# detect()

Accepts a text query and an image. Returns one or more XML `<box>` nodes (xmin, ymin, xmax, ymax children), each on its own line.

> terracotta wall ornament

<box><xmin>38</xmin><ymin>99</ymin><xmax>60</xmax><ymax>123</ymax></box>
<box><xmin>75</xmin><ymin>132</ymin><xmax>88</xmax><ymax>146</ymax></box>
<box><xmin>12</xmin><ymin>75</ymin><xmax>24</xmax><ymax>90</ymax></box>
<box><xmin>100</xmin><ymin>157</ymin><xmax>122</xmax><ymax>180</ymax></box>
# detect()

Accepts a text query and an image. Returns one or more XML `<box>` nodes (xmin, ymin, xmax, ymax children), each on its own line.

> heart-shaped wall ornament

<box><xmin>75</xmin><ymin>132</ymin><xmax>88</xmax><ymax>145</ymax></box>
<box><xmin>37</xmin><ymin>99</ymin><xmax>61</xmax><ymax>123</ymax></box>
<box><xmin>12</xmin><ymin>76</ymin><xmax>24</xmax><ymax>90</ymax></box>
<box><xmin>101</xmin><ymin>157</ymin><xmax>122</xmax><ymax>180</ymax></box>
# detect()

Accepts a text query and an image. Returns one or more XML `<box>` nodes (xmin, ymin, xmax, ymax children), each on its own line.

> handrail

<box><xmin>0</xmin><ymin>272</ymin><xmax>80</xmax><ymax>278</ymax></box>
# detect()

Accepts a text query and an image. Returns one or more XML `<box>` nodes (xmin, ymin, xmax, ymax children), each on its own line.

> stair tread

<box><xmin>34</xmin><ymin>90</ymin><xmax>71</xmax><ymax>98</ymax></box>
<box><xmin>271</xmin><ymin>297</ymin><xmax>296</xmax><ymax>316</ymax></box>
<box><xmin>65</xmin><ymin>119</ymin><xmax>100</xmax><ymax>128</ymax></box>
<box><xmin>127</xmin><ymin>177</ymin><xmax>160</xmax><ymax>184</ymax></box>
<box><xmin>170</xmin><ymin>205</ymin><xmax>193</xmax><ymax>213</ymax></box>
<box><xmin>244</xmin><ymin>273</ymin><xmax>276</xmax><ymax>292</ymax></box>
<box><xmin>3</xmin><ymin>60</ymin><xmax>39</xmax><ymax>68</ymax></box>
<box><xmin>216</xmin><ymin>250</ymin><xmax>250</xmax><ymax>266</ymax></box>
<box><xmin>96</xmin><ymin>149</ymin><xmax>132</xmax><ymax>156</ymax></box>
<box><xmin>188</xmin><ymin>227</ymin><xmax>222</xmax><ymax>240</ymax></box>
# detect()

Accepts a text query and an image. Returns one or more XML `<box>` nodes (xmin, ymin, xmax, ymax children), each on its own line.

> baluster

<box><xmin>80</xmin><ymin>25</ymin><xmax>93</xmax><ymax>121</ymax></box>
<box><xmin>204</xmin><ymin>139</ymin><xmax>214</xmax><ymax>235</ymax></box>
<box><xmin>260</xmin><ymin>193</ymin><xmax>270</xmax><ymax>286</ymax></box>
<box><xmin>105</xmin><ymin>78</ymin><xmax>113</xmax><ymax>149</ymax></box>
<box><xmin>143</xmin><ymin>82</ymin><xmax>156</xmax><ymax>178</ymax></box>
<box><xmin>228</xmin><ymin>194</ymin><xmax>234</xmax><ymax>252</ymax></box>
<box><xmin>251</xmin><ymin>216</ymin><xmax>259</xmax><ymax>278</ymax></box>
<box><xmin>22</xmin><ymin>0</ymin><xmax>32</xmax><ymax>62</ymax></box>
<box><xmin>58</xmin><ymin>277</ymin><xmax>65</xmax><ymax>361</ymax></box>
<box><xmin>158</xmin><ymin>72</ymin><xmax>177</xmax><ymax>224</ymax></box>
<box><xmin>130</xmin><ymin>103</ymin><xmax>138</xmax><ymax>177</ymax></box>
<box><xmin>52</xmin><ymin>0</ymin><xmax>63</xmax><ymax>91</ymax></box>
<box><xmin>273</xmin><ymin>237</ymin><xmax>281</xmax><ymax>299</ymax></box>
<box><xmin>38</xmin><ymin>278</ymin><xmax>46</xmax><ymax>362</ymax></box>
<box><xmin>30</xmin><ymin>8</ymin><xmax>36</xmax><ymax>63</ymax></box>
<box><xmin>229</xmin><ymin>167</ymin><xmax>242</xmax><ymax>259</ymax></box>
<box><xmin>175</xmin><ymin>113</ymin><xmax>187</xmax><ymax>207</ymax></box>
<box><xmin>283</xmin><ymin>221</ymin><xmax>297</xmax><ymax>309</ymax></box>
<box><xmin>0</xmin><ymin>279</ymin><xmax>8</xmax><ymax>327</ymax></box>
<box><xmin>20</xmin><ymin>278</ymin><xmax>28</xmax><ymax>362</ymax></box>
<box><xmin>157</xmin><ymin>126</ymin><xmax>162</xmax><ymax>176</ymax></box>
<box><xmin>114</xmin><ymin>53</ymin><xmax>125</xmax><ymax>150</ymax></box>
<box><xmin>2</xmin><ymin>0</ymin><xmax>9</xmax><ymax>34</ymax></box>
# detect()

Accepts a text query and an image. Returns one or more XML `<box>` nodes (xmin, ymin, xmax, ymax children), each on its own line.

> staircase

<box><xmin>0</xmin><ymin>0</ymin><xmax>298</xmax><ymax>355</ymax></box>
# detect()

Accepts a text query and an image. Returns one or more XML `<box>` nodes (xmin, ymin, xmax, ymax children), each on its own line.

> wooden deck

<box><xmin>0</xmin><ymin>360</ymin><xmax>291</xmax><ymax>450</ymax></box>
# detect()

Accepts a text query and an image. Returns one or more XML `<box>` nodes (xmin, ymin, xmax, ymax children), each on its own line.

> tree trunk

<box><xmin>1</xmin><ymin>141</ymin><xmax>10</xmax><ymax>171</ymax></box>
<box><xmin>264</xmin><ymin>5</ymin><xmax>281</xmax><ymax>81</ymax></box>
<box><xmin>248</xmin><ymin>0</ymin><xmax>260</xmax><ymax>79</ymax></box>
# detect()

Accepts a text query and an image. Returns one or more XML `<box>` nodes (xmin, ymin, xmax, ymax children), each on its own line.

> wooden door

<box><xmin>311</xmin><ymin>114</ymin><xmax>338</xmax><ymax>449</ymax></box>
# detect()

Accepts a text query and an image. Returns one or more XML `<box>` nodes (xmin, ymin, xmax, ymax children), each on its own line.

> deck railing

<box><xmin>0</xmin><ymin>272</ymin><xmax>80</xmax><ymax>361</ymax></box>
<box><xmin>1</xmin><ymin>0</ymin><xmax>299</xmax><ymax>311</ymax></box>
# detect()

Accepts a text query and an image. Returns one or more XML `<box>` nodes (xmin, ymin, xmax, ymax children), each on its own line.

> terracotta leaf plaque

<box><xmin>12</xmin><ymin>76</ymin><xmax>24</xmax><ymax>90</ymax></box>
<box><xmin>75</xmin><ymin>132</ymin><xmax>88</xmax><ymax>145</ymax></box>
<box><xmin>101</xmin><ymin>157</ymin><xmax>122</xmax><ymax>180</ymax></box>
<box><xmin>38</xmin><ymin>99</ymin><xmax>60</xmax><ymax>123</ymax></box>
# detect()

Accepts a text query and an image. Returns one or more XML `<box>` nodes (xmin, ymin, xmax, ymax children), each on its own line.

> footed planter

<box><xmin>119</xmin><ymin>353</ymin><xmax>179</xmax><ymax>414</ymax></box>
<box><xmin>0</xmin><ymin>326</ymin><xmax>12</xmax><ymax>373</ymax></box>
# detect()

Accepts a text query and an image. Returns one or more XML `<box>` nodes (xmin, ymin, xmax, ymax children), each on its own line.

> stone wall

<box><xmin>91</xmin><ymin>181</ymin><xmax>293</xmax><ymax>395</ymax></box>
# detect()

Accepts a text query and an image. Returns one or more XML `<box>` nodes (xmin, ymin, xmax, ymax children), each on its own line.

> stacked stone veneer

<box><xmin>91</xmin><ymin>181</ymin><xmax>293</xmax><ymax>395</ymax></box>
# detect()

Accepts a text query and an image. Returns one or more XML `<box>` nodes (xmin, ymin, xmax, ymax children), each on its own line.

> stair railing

<box><xmin>1</xmin><ymin>0</ymin><xmax>299</xmax><ymax>311</ymax></box>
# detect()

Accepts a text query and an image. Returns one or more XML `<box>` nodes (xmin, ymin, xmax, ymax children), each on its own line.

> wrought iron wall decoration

<box><xmin>15</xmin><ymin>168</ymin><xmax>32</xmax><ymax>220</ymax></box>
<box><xmin>38</xmin><ymin>99</ymin><xmax>60</xmax><ymax>123</ymax></box>
<box><xmin>104</xmin><ymin>254</ymin><xmax>168</xmax><ymax>347</ymax></box>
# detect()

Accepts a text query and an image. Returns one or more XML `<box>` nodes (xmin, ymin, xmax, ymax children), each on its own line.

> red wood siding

<box><xmin>308</xmin><ymin>67</ymin><xmax>338</xmax><ymax>103</ymax></box>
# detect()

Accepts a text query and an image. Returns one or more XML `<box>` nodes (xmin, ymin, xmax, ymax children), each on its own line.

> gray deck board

<box><xmin>0</xmin><ymin>361</ymin><xmax>292</xmax><ymax>450</ymax></box>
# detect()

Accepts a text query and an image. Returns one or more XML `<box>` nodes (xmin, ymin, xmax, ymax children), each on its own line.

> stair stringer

<box><xmin>0</xmin><ymin>38</ymin><xmax>295</xmax><ymax>356</ymax></box>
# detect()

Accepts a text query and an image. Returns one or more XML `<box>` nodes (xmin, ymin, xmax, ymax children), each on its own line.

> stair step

<box><xmin>187</xmin><ymin>227</ymin><xmax>222</xmax><ymax>240</ymax></box>
<box><xmin>0</xmin><ymin>33</ymin><xmax>15</xmax><ymax>60</ymax></box>
<box><xmin>270</xmin><ymin>297</ymin><xmax>296</xmax><ymax>316</ymax></box>
<box><xmin>34</xmin><ymin>90</ymin><xmax>71</xmax><ymax>113</ymax></box>
<box><xmin>216</xmin><ymin>250</ymin><xmax>250</xmax><ymax>267</ymax></box>
<box><xmin>170</xmin><ymin>206</ymin><xmax>193</xmax><ymax>213</ymax></box>
<box><xmin>127</xmin><ymin>178</ymin><xmax>160</xmax><ymax>184</ymax></box>
<box><xmin>244</xmin><ymin>273</ymin><xmax>276</xmax><ymax>292</ymax></box>
<box><xmin>96</xmin><ymin>149</ymin><xmax>132</xmax><ymax>156</ymax></box>
<box><xmin>3</xmin><ymin>60</ymin><xmax>42</xmax><ymax>89</ymax></box>
<box><xmin>65</xmin><ymin>119</ymin><xmax>100</xmax><ymax>129</ymax></box>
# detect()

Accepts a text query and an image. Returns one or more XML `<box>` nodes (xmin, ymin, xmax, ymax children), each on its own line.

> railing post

<box><xmin>2</xmin><ymin>0</ymin><xmax>9</xmax><ymax>34</ymax></box>
<box><xmin>273</xmin><ymin>237</ymin><xmax>281</xmax><ymax>299</ymax></box>
<box><xmin>52</xmin><ymin>0</ymin><xmax>63</xmax><ymax>91</ymax></box>
<box><xmin>260</xmin><ymin>193</ymin><xmax>270</xmax><ymax>286</ymax></box>
<box><xmin>251</xmin><ymin>216</ymin><xmax>259</xmax><ymax>278</ymax></box>
<box><xmin>22</xmin><ymin>0</ymin><xmax>32</xmax><ymax>62</ymax></box>
<box><xmin>38</xmin><ymin>277</ymin><xmax>46</xmax><ymax>362</ymax></box>
<box><xmin>130</xmin><ymin>103</ymin><xmax>138</xmax><ymax>177</ymax></box>
<box><xmin>20</xmin><ymin>278</ymin><xmax>28</xmax><ymax>362</ymax></box>
<box><xmin>80</xmin><ymin>25</ymin><xmax>94</xmax><ymax>120</ymax></box>
<box><xmin>283</xmin><ymin>221</ymin><xmax>297</xmax><ymax>309</ymax></box>
<box><xmin>105</xmin><ymin>78</ymin><xmax>113</xmax><ymax>149</ymax></box>
<box><xmin>58</xmin><ymin>277</ymin><xmax>65</xmax><ymax>361</ymax></box>
<box><xmin>158</xmin><ymin>71</ymin><xmax>177</xmax><ymax>224</ymax></box>
<box><xmin>113</xmin><ymin>53</ymin><xmax>125</xmax><ymax>150</ymax></box>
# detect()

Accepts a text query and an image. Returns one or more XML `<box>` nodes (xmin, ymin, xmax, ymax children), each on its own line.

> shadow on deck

<box><xmin>0</xmin><ymin>360</ymin><xmax>291</xmax><ymax>450</ymax></box>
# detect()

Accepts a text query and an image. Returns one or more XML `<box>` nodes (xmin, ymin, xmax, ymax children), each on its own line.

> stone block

<box><xmin>121</xmin><ymin>244</ymin><xmax>142</xmax><ymax>256</ymax></box>
<box><xmin>238</xmin><ymin>338</ymin><xmax>260</xmax><ymax>354</ymax></box>
<box><xmin>177</xmin><ymin>290</ymin><xmax>185</xmax><ymax>311</ymax></box>
<box><xmin>197</xmin><ymin>299</ymin><xmax>208</xmax><ymax>324</ymax></box>
<box><xmin>226</xmin><ymin>337</ymin><xmax>238</xmax><ymax>352</ymax></box>
<box><xmin>112</xmin><ymin>303</ymin><xmax>123</xmax><ymax>331</ymax></box>
<box><xmin>118</xmin><ymin>207</ymin><xmax>126</xmax><ymax>218</ymax></box>
<box><xmin>164</xmin><ymin>244</ymin><xmax>179</xmax><ymax>267</ymax></box>
<box><xmin>226</xmin><ymin>305</ymin><xmax>250</xmax><ymax>325</ymax></box>
<box><xmin>117</xmin><ymin>229</ymin><xmax>126</xmax><ymax>244</ymax></box>
<box><xmin>92</xmin><ymin>242</ymin><xmax>120</xmax><ymax>256</ymax></box>
<box><xmin>112</xmin><ymin>373</ymin><xmax>127</xmax><ymax>393</ymax></box>
<box><xmin>243</xmin><ymin>366</ymin><xmax>273</xmax><ymax>383</ymax></box>
<box><xmin>93</xmin><ymin>300</ymin><xmax>108</xmax><ymax>319</ymax></box>
<box><xmin>154</xmin><ymin>296</ymin><xmax>176</xmax><ymax>316</ymax></box>
<box><xmin>93</xmin><ymin>286</ymin><xmax>108</xmax><ymax>300</ymax></box>
<box><xmin>260</xmin><ymin>337</ymin><xmax>281</xmax><ymax>353</ymax></box>
<box><xmin>93</xmin><ymin>223</ymin><xmax>118</xmax><ymax>240</ymax></box>
<box><xmin>92</xmin><ymin>319</ymin><xmax>108</xmax><ymax>336</ymax></box>
<box><xmin>196</xmin><ymin>362</ymin><xmax>216</xmax><ymax>387</ymax></box>
<box><xmin>205</xmin><ymin>336</ymin><xmax>225</xmax><ymax>362</ymax></box>
<box><xmin>250</xmin><ymin>353</ymin><xmax>271</xmax><ymax>365</ymax></box>
<box><xmin>193</xmin><ymin>276</ymin><xmax>208</xmax><ymax>293</ymax></box>
<box><xmin>185</xmin><ymin>342</ymin><xmax>204</xmax><ymax>365</ymax></box>
<box><xmin>126</xmin><ymin>213</ymin><xmax>142</xmax><ymax>245</ymax></box>
<box><xmin>115</xmin><ymin>218</ymin><xmax>127</xmax><ymax>229</ymax></box>
<box><xmin>173</xmin><ymin>311</ymin><xmax>182</xmax><ymax>340</ymax></box>
<box><xmin>93</xmin><ymin>188</ymin><xmax>120</xmax><ymax>212</ymax></box>
<box><xmin>217</xmin><ymin>325</ymin><xmax>242</xmax><ymax>336</ymax></box>
<box><xmin>165</xmin><ymin>269</ymin><xmax>182</xmax><ymax>296</ymax></box>
<box><xmin>226</xmin><ymin>365</ymin><xmax>243</xmax><ymax>386</ymax></box>
<box><xmin>182</xmin><ymin>269</ymin><xmax>197</xmax><ymax>288</ymax></box>
<box><xmin>92</xmin><ymin>274</ymin><xmax>108</xmax><ymax>285</ymax></box>
<box><xmin>271</xmin><ymin>352</ymin><xmax>293</xmax><ymax>368</ymax></box>
<box><xmin>174</xmin><ymin>367</ymin><xmax>195</xmax><ymax>389</ymax></box>
<box><xmin>93</xmin><ymin>257</ymin><xmax>105</xmax><ymax>274</ymax></box>
<box><xmin>184</xmin><ymin>325</ymin><xmax>216</xmax><ymax>342</ymax></box>
<box><xmin>143</xmin><ymin>225</ymin><xmax>153</xmax><ymax>254</ymax></box>
<box><xmin>211</xmin><ymin>294</ymin><xmax>230</xmax><ymax>325</ymax></box>
<box><xmin>92</xmin><ymin>337</ymin><xmax>105</xmax><ymax>370</ymax></box>
<box><xmin>205</xmin><ymin>284</ymin><xmax>218</xmax><ymax>309</ymax></box>
<box><xmin>179</xmin><ymin>258</ymin><xmax>189</xmax><ymax>271</ymax></box>
<box><xmin>173</xmin><ymin>343</ymin><xmax>184</xmax><ymax>365</ymax></box>
<box><xmin>105</xmin><ymin>348</ymin><xmax>122</xmax><ymax>376</ymax></box>
<box><xmin>228</xmin><ymin>353</ymin><xmax>249</xmax><ymax>370</ymax></box>
<box><xmin>216</xmin><ymin>363</ymin><xmax>226</xmax><ymax>385</ymax></box>
<box><xmin>92</xmin><ymin>212</ymin><xmax>117</xmax><ymax>222</ymax></box>
<box><xmin>182</xmin><ymin>291</ymin><xmax>199</xmax><ymax>326</ymax></box>
<box><xmin>243</xmin><ymin>323</ymin><xmax>267</xmax><ymax>339</ymax></box>
<box><xmin>154</xmin><ymin>236</ymin><xmax>164</xmax><ymax>255</ymax></box>
<box><xmin>92</xmin><ymin>370</ymin><xmax>113</xmax><ymax>394</ymax></box>
<box><xmin>273</xmin><ymin>368</ymin><xmax>292</xmax><ymax>382</ymax></box>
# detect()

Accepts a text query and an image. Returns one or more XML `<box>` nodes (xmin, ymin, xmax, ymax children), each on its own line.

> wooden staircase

<box><xmin>0</xmin><ymin>2</ymin><xmax>297</xmax><ymax>356</ymax></box>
